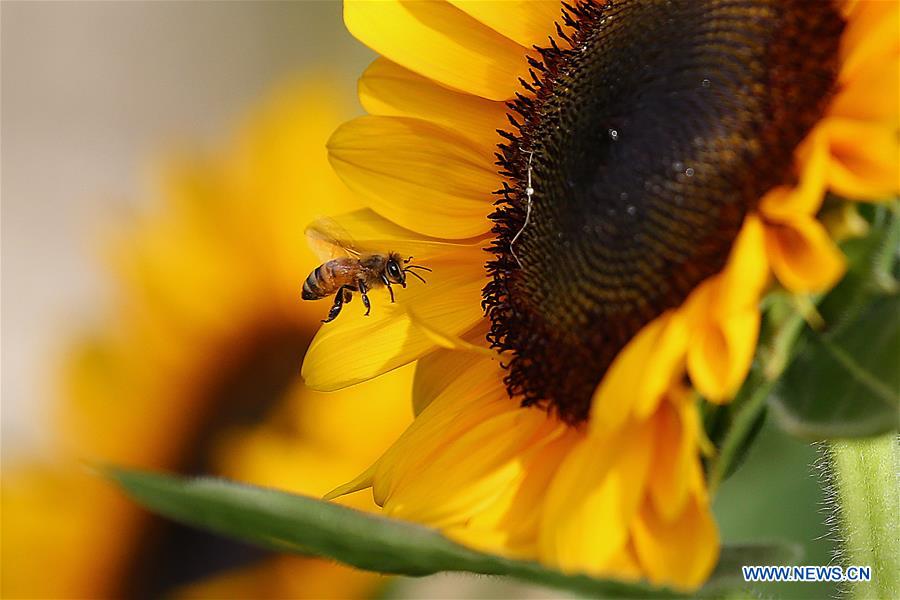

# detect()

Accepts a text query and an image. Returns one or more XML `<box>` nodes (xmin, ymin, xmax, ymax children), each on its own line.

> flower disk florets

<box><xmin>484</xmin><ymin>0</ymin><xmax>844</xmax><ymax>423</ymax></box>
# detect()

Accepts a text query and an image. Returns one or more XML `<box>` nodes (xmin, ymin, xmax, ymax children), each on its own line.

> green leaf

<box><xmin>769</xmin><ymin>202</ymin><xmax>899</xmax><ymax>440</ymax></box>
<box><xmin>105</xmin><ymin>467</ymin><xmax>795</xmax><ymax>598</ymax></box>
<box><xmin>771</xmin><ymin>295</ymin><xmax>899</xmax><ymax>439</ymax></box>
<box><xmin>816</xmin><ymin>202</ymin><xmax>899</xmax><ymax>332</ymax></box>
<box><xmin>705</xmin><ymin>295</ymin><xmax>809</xmax><ymax>490</ymax></box>
<box><xmin>706</xmin><ymin>541</ymin><xmax>803</xmax><ymax>586</ymax></box>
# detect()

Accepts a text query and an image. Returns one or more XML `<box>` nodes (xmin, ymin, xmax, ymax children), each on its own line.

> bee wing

<box><xmin>305</xmin><ymin>216</ymin><xmax>362</xmax><ymax>261</ymax></box>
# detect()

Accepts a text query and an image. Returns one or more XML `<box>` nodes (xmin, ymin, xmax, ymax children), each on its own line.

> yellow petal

<box><xmin>764</xmin><ymin>217</ymin><xmax>848</xmax><ymax>293</ymax></box>
<box><xmin>447</xmin><ymin>0</ymin><xmax>562</xmax><ymax>48</ymax></box>
<box><xmin>412</xmin><ymin>326</ymin><xmax>494</xmax><ymax>416</ymax></box>
<box><xmin>367</xmin><ymin>355</ymin><xmax>510</xmax><ymax>505</ymax></box>
<box><xmin>839</xmin><ymin>0</ymin><xmax>900</xmax><ymax>84</ymax></box>
<box><xmin>591</xmin><ymin>311</ymin><xmax>688</xmax><ymax>433</ymax></box>
<box><xmin>713</xmin><ymin>214</ymin><xmax>770</xmax><ymax>316</ymax></box>
<box><xmin>679</xmin><ymin>214</ymin><xmax>767</xmax><ymax>400</ymax></box>
<box><xmin>359</xmin><ymin>57</ymin><xmax>510</xmax><ymax>148</ymax></box>
<box><xmin>301</xmin><ymin>250</ymin><xmax>486</xmax><ymax>391</ymax></box>
<box><xmin>306</xmin><ymin>208</ymin><xmax>485</xmax><ymax>262</ymax></box>
<box><xmin>445</xmin><ymin>429</ymin><xmax>579</xmax><ymax>558</ymax></box>
<box><xmin>382</xmin><ymin>407</ymin><xmax>560</xmax><ymax>529</ymax></box>
<box><xmin>687</xmin><ymin>306</ymin><xmax>760</xmax><ymax>402</ymax></box>
<box><xmin>632</xmin><ymin>495</ymin><xmax>719</xmax><ymax>591</ymax></box>
<box><xmin>647</xmin><ymin>400</ymin><xmax>702</xmax><ymax>521</ymax></box>
<box><xmin>406</xmin><ymin>306</ymin><xmax>495</xmax><ymax>357</ymax></box>
<box><xmin>819</xmin><ymin>118</ymin><xmax>900</xmax><ymax>200</ymax></box>
<box><xmin>344</xmin><ymin>0</ymin><xmax>530</xmax><ymax>101</ymax></box>
<box><xmin>328</xmin><ymin>116</ymin><xmax>498</xmax><ymax>239</ymax></box>
<box><xmin>290</xmin><ymin>364</ymin><xmax>416</xmax><ymax>468</ymax></box>
<box><xmin>758</xmin><ymin>135</ymin><xmax>828</xmax><ymax>221</ymax></box>
<box><xmin>539</xmin><ymin>421</ymin><xmax>655</xmax><ymax>576</ymax></box>
<box><xmin>830</xmin><ymin>56</ymin><xmax>900</xmax><ymax>125</ymax></box>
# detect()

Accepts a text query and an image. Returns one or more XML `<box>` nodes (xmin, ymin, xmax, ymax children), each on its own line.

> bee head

<box><xmin>386</xmin><ymin>253</ymin><xmax>407</xmax><ymax>287</ymax></box>
<box><xmin>387</xmin><ymin>252</ymin><xmax>432</xmax><ymax>288</ymax></box>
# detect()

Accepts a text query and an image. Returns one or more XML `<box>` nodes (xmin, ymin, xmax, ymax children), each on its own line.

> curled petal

<box><xmin>632</xmin><ymin>494</ymin><xmax>719</xmax><ymax>591</ymax></box>
<box><xmin>687</xmin><ymin>306</ymin><xmax>760</xmax><ymax>403</ymax></box>
<box><xmin>714</xmin><ymin>214</ymin><xmax>770</xmax><ymax>317</ymax></box>
<box><xmin>764</xmin><ymin>217</ymin><xmax>848</xmax><ymax>293</ymax></box>
<box><xmin>819</xmin><ymin>118</ymin><xmax>900</xmax><ymax>200</ymax></box>
<box><xmin>647</xmin><ymin>399</ymin><xmax>704</xmax><ymax>521</ymax></box>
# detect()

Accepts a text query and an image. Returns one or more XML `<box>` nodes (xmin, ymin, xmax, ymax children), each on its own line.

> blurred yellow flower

<box><xmin>1</xmin><ymin>80</ymin><xmax>412</xmax><ymax>599</ymax></box>
<box><xmin>306</xmin><ymin>0</ymin><xmax>899</xmax><ymax>591</ymax></box>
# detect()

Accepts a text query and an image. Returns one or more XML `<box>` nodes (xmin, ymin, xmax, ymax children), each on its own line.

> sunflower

<box><xmin>1</xmin><ymin>81</ymin><xmax>411</xmax><ymax>599</ymax></box>
<box><xmin>304</xmin><ymin>0</ymin><xmax>900</xmax><ymax>591</ymax></box>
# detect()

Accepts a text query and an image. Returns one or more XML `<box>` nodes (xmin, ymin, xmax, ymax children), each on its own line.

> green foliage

<box><xmin>105</xmin><ymin>467</ymin><xmax>796</xmax><ymax>598</ymax></box>
<box><xmin>771</xmin><ymin>202</ymin><xmax>899</xmax><ymax>439</ymax></box>
<box><xmin>772</xmin><ymin>296</ymin><xmax>899</xmax><ymax>438</ymax></box>
<box><xmin>706</xmin><ymin>202</ymin><xmax>898</xmax><ymax>490</ymax></box>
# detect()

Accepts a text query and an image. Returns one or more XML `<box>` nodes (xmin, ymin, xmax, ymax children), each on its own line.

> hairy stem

<box><xmin>830</xmin><ymin>435</ymin><xmax>899</xmax><ymax>600</ymax></box>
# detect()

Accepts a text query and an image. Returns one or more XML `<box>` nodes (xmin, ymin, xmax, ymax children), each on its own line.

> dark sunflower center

<box><xmin>485</xmin><ymin>0</ymin><xmax>844</xmax><ymax>423</ymax></box>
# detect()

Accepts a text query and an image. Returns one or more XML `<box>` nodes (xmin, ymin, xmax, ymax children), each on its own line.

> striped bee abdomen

<box><xmin>302</xmin><ymin>258</ymin><xmax>356</xmax><ymax>300</ymax></box>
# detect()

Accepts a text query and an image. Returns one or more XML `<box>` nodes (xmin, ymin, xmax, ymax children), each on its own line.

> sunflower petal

<box><xmin>830</xmin><ymin>56</ymin><xmax>900</xmax><ymax>124</ymax></box>
<box><xmin>382</xmin><ymin>408</ymin><xmax>561</xmax><ymax>529</ymax></box>
<box><xmin>328</xmin><ymin>116</ymin><xmax>498</xmax><ymax>239</ymax></box>
<box><xmin>819</xmin><ymin>118</ymin><xmax>900</xmax><ymax>200</ymax></box>
<box><xmin>539</xmin><ymin>421</ymin><xmax>655</xmax><ymax>577</ymax></box>
<box><xmin>368</xmin><ymin>365</ymin><xmax>517</xmax><ymax>505</ymax></box>
<box><xmin>301</xmin><ymin>251</ymin><xmax>486</xmax><ymax>391</ymax></box>
<box><xmin>687</xmin><ymin>306</ymin><xmax>760</xmax><ymax>402</ymax></box>
<box><xmin>647</xmin><ymin>399</ymin><xmax>702</xmax><ymax>521</ymax></box>
<box><xmin>306</xmin><ymin>208</ymin><xmax>484</xmax><ymax>261</ymax></box>
<box><xmin>714</xmin><ymin>214</ymin><xmax>770</xmax><ymax>316</ymax></box>
<box><xmin>359</xmin><ymin>58</ymin><xmax>510</xmax><ymax>148</ymax></box>
<box><xmin>444</xmin><ymin>430</ymin><xmax>579</xmax><ymax>558</ymax></box>
<box><xmin>839</xmin><ymin>0</ymin><xmax>900</xmax><ymax>84</ymax></box>
<box><xmin>758</xmin><ymin>136</ymin><xmax>828</xmax><ymax>221</ymax></box>
<box><xmin>447</xmin><ymin>0</ymin><xmax>562</xmax><ymax>48</ymax></box>
<box><xmin>406</xmin><ymin>307</ymin><xmax>495</xmax><ymax>357</ymax></box>
<box><xmin>412</xmin><ymin>324</ymin><xmax>495</xmax><ymax>416</ymax></box>
<box><xmin>764</xmin><ymin>217</ymin><xmax>848</xmax><ymax>293</ymax></box>
<box><xmin>344</xmin><ymin>0</ymin><xmax>530</xmax><ymax>101</ymax></box>
<box><xmin>631</xmin><ymin>495</ymin><xmax>719</xmax><ymax>591</ymax></box>
<box><xmin>591</xmin><ymin>311</ymin><xmax>688</xmax><ymax>432</ymax></box>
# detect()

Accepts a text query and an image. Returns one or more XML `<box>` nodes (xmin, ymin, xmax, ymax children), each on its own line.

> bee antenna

<box><xmin>405</xmin><ymin>265</ymin><xmax>432</xmax><ymax>272</ymax></box>
<box><xmin>404</xmin><ymin>256</ymin><xmax>414</xmax><ymax>264</ymax></box>
<box><xmin>404</xmin><ymin>269</ymin><xmax>427</xmax><ymax>284</ymax></box>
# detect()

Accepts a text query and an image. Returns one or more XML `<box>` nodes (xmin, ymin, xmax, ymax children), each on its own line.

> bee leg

<box><xmin>322</xmin><ymin>286</ymin><xmax>351</xmax><ymax>324</ymax></box>
<box><xmin>358</xmin><ymin>280</ymin><xmax>371</xmax><ymax>316</ymax></box>
<box><xmin>382</xmin><ymin>274</ymin><xmax>395</xmax><ymax>303</ymax></box>
<box><xmin>342</xmin><ymin>287</ymin><xmax>353</xmax><ymax>304</ymax></box>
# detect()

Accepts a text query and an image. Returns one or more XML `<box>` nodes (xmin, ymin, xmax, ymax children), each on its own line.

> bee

<box><xmin>301</xmin><ymin>218</ymin><xmax>432</xmax><ymax>323</ymax></box>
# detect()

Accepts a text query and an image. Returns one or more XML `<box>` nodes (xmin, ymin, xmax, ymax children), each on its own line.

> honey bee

<box><xmin>301</xmin><ymin>218</ymin><xmax>432</xmax><ymax>323</ymax></box>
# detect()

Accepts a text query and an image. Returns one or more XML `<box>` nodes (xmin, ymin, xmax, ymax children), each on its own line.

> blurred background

<box><xmin>1</xmin><ymin>2</ymin><xmax>837</xmax><ymax>599</ymax></box>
